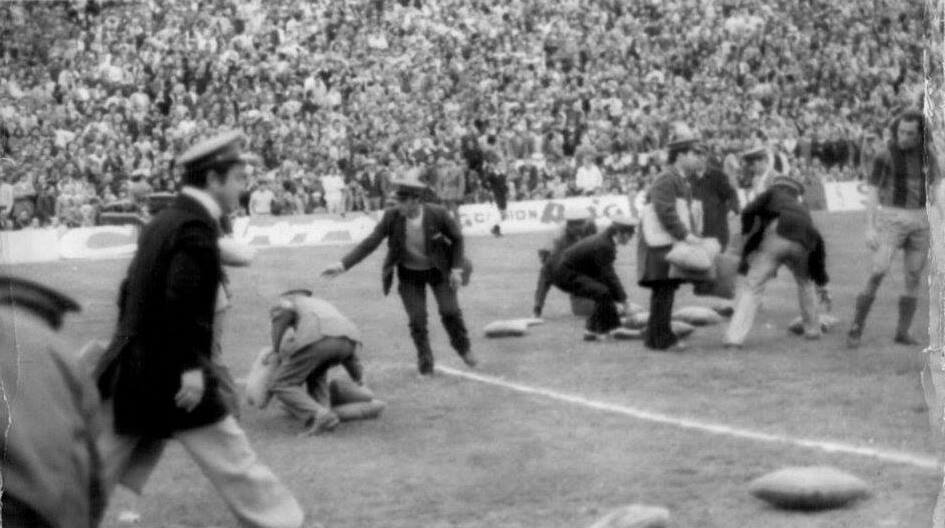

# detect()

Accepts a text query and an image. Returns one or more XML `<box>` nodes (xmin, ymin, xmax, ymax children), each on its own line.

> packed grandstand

<box><xmin>0</xmin><ymin>0</ymin><xmax>927</xmax><ymax>229</ymax></box>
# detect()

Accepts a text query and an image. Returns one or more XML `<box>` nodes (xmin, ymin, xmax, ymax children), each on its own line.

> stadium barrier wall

<box><xmin>0</xmin><ymin>186</ymin><xmax>867</xmax><ymax>264</ymax></box>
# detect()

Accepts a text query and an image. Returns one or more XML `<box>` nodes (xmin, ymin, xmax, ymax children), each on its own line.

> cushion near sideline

<box><xmin>749</xmin><ymin>466</ymin><xmax>870</xmax><ymax>510</ymax></box>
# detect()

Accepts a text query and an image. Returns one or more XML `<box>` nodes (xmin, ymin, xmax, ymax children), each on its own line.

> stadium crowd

<box><xmin>0</xmin><ymin>0</ymin><xmax>925</xmax><ymax>230</ymax></box>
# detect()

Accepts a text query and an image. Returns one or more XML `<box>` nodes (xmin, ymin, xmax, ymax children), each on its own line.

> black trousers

<box><xmin>397</xmin><ymin>266</ymin><xmax>470</xmax><ymax>371</ymax></box>
<box><xmin>534</xmin><ymin>265</ymin><xmax>553</xmax><ymax>315</ymax></box>
<box><xmin>552</xmin><ymin>270</ymin><xmax>621</xmax><ymax>333</ymax></box>
<box><xmin>644</xmin><ymin>282</ymin><xmax>679</xmax><ymax>350</ymax></box>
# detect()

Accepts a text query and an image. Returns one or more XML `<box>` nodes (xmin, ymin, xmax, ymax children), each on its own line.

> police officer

<box><xmin>533</xmin><ymin>205</ymin><xmax>598</xmax><ymax>318</ymax></box>
<box><xmin>0</xmin><ymin>276</ymin><xmax>105</xmax><ymax>528</ymax></box>
<box><xmin>93</xmin><ymin>131</ymin><xmax>304</xmax><ymax>528</ymax></box>
<box><xmin>550</xmin><ymin>217</ymin><xmax>636</xmax><ymax>341</ymax></box>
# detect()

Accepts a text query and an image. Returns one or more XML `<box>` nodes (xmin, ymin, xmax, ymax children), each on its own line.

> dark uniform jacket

<box><xmin>690</xmin><ymin>164</ymin><xmax>739</xmax><ymax>249</ymax></box>
<box><xmin>552</xmin><ymin>232</ymin><xmax>628</xmax><ymax>303</ymax></box>
<box><xmin>740</xmin><ymin>185</ymin><xmax>829</xmax><ymax>286</ymax></box>
<box><xmin>539</xmin><ymin>220</ymin><xmax>598</xmax><ymax>271</ymax></box>
<box><xmin>341</xmin><ymin>204</ymin><xmax>465</xmax><ymax>295</ymax></box>
<box><xmin>0</xmin><ymin>283</ymin><xmax>105</xmax><ymax>528</ymax></box>
<box><xmin>94</xmin><ymin>194</ymin><xmax>229</xmax><ymax>438</ymax></box>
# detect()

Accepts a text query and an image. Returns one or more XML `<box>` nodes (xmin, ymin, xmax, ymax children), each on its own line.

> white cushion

<box><xmin>245</xmin><ymin>347</ymin><xmax>278</xmax><ymax>409</ymax></box>
<box><xmin>749</xmin><ymin>466</ymin><xmax>869</xmax><ymax>510</ymax></box>
<box><xmin>788</xmin><ymin>314</ymin><xmax>840</xmax><ymax>335</ymax></box>
<box><xmin>509</xmin><ymin>317</ymin><xmax>545</xmax><ymax>327</ymax></box>
<box><xmin>671</xmin><ymin>321</ymin><xmax>695</xmax><ymax>338</ymax></box>
<box><xmin>672</xmin><ymin>306</ymin><xmax>724</xmax><ymax>326</ymax></box>
<box><xmin>666</xmin><ymin>238</ymin><xmax>721</xmax><ymax>272</ymax></box>
<box><xmin>587</xmin><ymin>504</ymin><xmax>670</xmax><ymax>528</ymax></box>
<box><xmin>484</xmin><ymin>319</ymin><xmax>529</xmax><ymax>338</ymax></box>
<box><xmin>612</xmin><ymin>328</ymin><xmax>642</xmax><ymax>340</ymax></box>
<box><xmin>623</xmin><ymin>312</ymin><xmax>650</xmax><ymax>330</ymax></box>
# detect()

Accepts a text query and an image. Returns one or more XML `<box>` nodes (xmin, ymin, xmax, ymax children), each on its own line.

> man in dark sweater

<box><xmin>551</xmin><ymin>217</ymin><xmax>636</xmax><ymax>341</ymax></box>
<box><xmin>723</xmin><ymin>176</ymin><xmax>830</xmax><ymax>348</ymax></box>
<box><xmin>847</xmin><ymin>110</ymin><xmax>939</xmax><ymax>348</ymax></box>
<box><xmin>691</xmin><ymin>155</ymin><xmax>740</xmax><ymax>252</ymax></box>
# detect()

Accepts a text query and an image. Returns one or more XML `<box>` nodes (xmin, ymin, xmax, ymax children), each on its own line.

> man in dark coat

<box><xmin>691</xmin><ymin>155</ymin><xmax>740</xmax><ymax>252</ymax></box>
<box><xmin>533</xmin><ymin>206</ymin><xmax>598</xmax><ymax>317</ymax></box>
<box><xmin>0</xmin><ymin>276</ymin><xmax>105</xmax><ymax>528</ymax></box>
<box><xmin>92</xmin><ymin>131</ymin><xmax>304</xmax><ymax>528</ymax></box>
<box><xmin>323</xmin><ymin>173</ymin><xmax>476</xmax><ymax>375</ymax></box>
<box><xmin>637</xmin><ymin>125</ymin><xmax>706</xmax><ymax>351</ymax></box>
<box><xmin>551</xmin><ymin>217</ymin><xmax>636</xmax><ymax>340</ymax></box>
<box><xmin>723</xmin><ymin>176</ymin><xmax>831</xmax><ymax>348</ymax></box>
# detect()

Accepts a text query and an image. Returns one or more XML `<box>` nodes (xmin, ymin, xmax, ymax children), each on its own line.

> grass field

<box><xmin>8</xmin><ymin>211</ymin><xmax>942</xmax><ymax>527</ymax></box>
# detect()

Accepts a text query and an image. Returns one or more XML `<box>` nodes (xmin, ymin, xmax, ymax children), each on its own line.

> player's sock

<box><xmin>846</xmin><ymin>293</ymin><xmax>874</xmax><ymax>348</ymax></box>
<box><xmin>894</xmin><ymin>295</ymin><xmax>920</xmax><ymax>345</ymax></box>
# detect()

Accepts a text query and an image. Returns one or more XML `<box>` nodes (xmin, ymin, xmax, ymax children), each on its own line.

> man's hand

<box><xmin>684</xmin><ymin>233</ymin><xmax>700</xmax><ymax>245</ymax></box>
<box><xmin>175</xmin><ymin>369</ymin><xmax>205</xmax><ymax>412</ymax></box>
<box><xmin>865</xmin><ymin>227</ymin><xmax>879</xmax><ymax>251</ymax></box>
<box><xmin>449</xmin><ymin>269</ymin><xmax>463</xmax><ymax>290</ymax></box>
<box><xmin>322</xmin><ymin>262</ymin><xmax>346</xmax><ymax>279</ymax></box>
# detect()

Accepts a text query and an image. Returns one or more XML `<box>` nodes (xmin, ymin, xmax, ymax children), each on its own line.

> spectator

<box><xmin>575</xmin><ymin>155</ymin><xmax>603</xmax><ymax>196</ymax></box>
<box><xmin>249</xmin><ymin>177</ymin><xmax>276</xmax><ymax>216</ymax></box>
<box><xmin>0</xmin><ymin>0</ymin><xmax>925</xmax><ymax>230</ymax></box>
<box><xmin>321</xmin><ymin>171</ymin><xmax>346</xmax><ymax>216</ymax></box>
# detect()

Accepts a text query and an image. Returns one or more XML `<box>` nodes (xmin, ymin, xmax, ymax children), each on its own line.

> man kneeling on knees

<box><xmin>265</xmin><ymin>290</ymin><xmax>385</xmax><ymax>436</ymax></box>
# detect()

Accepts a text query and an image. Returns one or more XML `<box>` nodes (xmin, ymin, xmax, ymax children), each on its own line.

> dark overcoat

<box><xmin>95</xmin><ymin>194</ymin><xmax>228</xmax><ymax>438</ymax></box>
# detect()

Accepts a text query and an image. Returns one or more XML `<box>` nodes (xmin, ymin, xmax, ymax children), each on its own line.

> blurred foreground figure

<box><xmin>0</xmin><ymin>276</ymin><xmax>105</xmax><ymax>528</ymax></box>
<box><xmin>92</xmin><ymin>131</ymin><xmax>304</xmax><ymax>528</ymax></box>
<box><xmin>924</xmin><ymin>159</ymin><xmax>945</xmax><ymax>527</ymax></box>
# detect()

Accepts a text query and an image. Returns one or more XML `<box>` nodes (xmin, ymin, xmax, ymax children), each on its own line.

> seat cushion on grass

<box><xmin>671</xmin><ymin>320</ymin><xmax>696</xmax><ymax>338</ymax></box>
<box><xmin>623</xmin><ymin>312</ymin><xmax>650</xmax><ymax>330</ymax></box>
<box><xmin>787</xmin><ymin>314</ymin><xmax>840</xmax><ymax>335</ymax></box>
<box><xmin>612</xmin><ymin>328</ymin><xmax>642</xmax><ymax>340</ymax></box>
<box><xmin>509</xmin><ymin>317</ymin><xmax>544</xmax><ymax>327</ymax></box>
<box><xmin>484</xmin><ymin>319</ymin><xmax>529</xmax><ymax>338</ymax></box>
<box><xmin>672</xmin><ymin>306</ymin><xmax>724</xmax><ymax>326</ymax></box>
<box><xmin>245</xmin><ymin>346</ymin><xmax>277</xmax><ymax>409</ymax></box>
<box><xmin>749</xmin><ymin>466</ymin><xmax>869</xmax><ymax>510</ymax></box>
<box><xmin>587</xmin><ymin>504</ymin><xmax>670</xmax><ymax>528</ymax></box>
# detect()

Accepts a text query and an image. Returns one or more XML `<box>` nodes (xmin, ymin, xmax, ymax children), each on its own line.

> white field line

<box><xmin>433</xmin><ymin>366</ymin><xmax>941</xmax><ymax>472</ymax></box>
<box><xmin>234</xmin><ymin>368</ymin><xmax>939</xmax><ymax>471</ymax></box>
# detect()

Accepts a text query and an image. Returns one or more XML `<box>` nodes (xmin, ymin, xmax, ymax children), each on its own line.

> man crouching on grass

<box><xmin>266</xmin><ymin>289</ymin><xmax>384</xmax><ymax>436</ymax></box>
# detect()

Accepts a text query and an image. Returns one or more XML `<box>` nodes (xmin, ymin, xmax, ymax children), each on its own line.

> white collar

<box><xmin>180</xmin><ymin>186</ymin><xmax>222</xmax><ymax>221</ymax></box>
